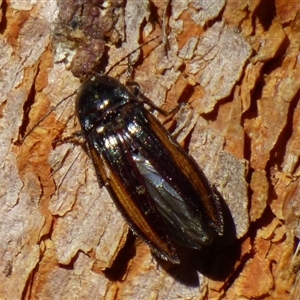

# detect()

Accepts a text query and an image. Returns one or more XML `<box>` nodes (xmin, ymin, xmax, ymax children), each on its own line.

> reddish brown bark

<box><xmin>1</xmin><ymin>0</ymin><xmax>299</xmax><ymax>299</ymax></box>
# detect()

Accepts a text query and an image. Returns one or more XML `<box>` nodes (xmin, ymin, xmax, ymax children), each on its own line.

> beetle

<box><xmin>75</xmin><ymin>74</ymin><xmax>224</xmax><ymax>264</ymax></box>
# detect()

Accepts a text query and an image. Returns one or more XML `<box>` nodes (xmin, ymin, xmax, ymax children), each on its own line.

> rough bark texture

<box><xmin>1</xmin><ymin>0</ymin><xmax>299</xmax><ymax>299</ymax></box>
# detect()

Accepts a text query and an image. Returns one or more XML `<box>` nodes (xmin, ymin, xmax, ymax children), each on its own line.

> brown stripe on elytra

<box><xmin>88</xmin><ymin>140</ymin><xmax>178</xmax><ymax>263</ymax></box>
<box><xmin>144</xmin><ymin>110</ymin><xmax>223</xmax><ymax>234</ymax></box>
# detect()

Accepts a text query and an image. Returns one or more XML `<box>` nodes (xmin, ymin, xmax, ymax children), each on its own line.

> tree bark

<box><xmin>1</xmin><ymin>0</ymin><xmax>299</xmax><ymax>299</ymax></box>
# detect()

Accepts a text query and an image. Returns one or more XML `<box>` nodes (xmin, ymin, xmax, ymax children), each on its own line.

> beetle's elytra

<box><xmin>75</xmin><ymin>75</ymin><xmax>224</xmax><ymax>264</ymax></box>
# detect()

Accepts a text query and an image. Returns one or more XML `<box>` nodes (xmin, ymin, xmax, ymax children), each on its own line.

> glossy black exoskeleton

<box><xmin>76</xmin><ymin>75</ymin><xmax>224</xmax><ymax>264</ymax></box>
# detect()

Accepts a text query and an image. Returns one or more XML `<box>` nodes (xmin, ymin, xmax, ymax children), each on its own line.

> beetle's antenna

<box><xmin>106</xmin><ymin>35</ymin><xmax>160</xmax><ymax>76</ymax></box>
<box><xmin>19</xmin><ymin>90</ymin><xmax>77</xmax><ymax>144</ymax></box>
<box><xmin>19</xmin><ymin>35</ymin><xmax>160</xmax><ymax>144</ymax></box>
